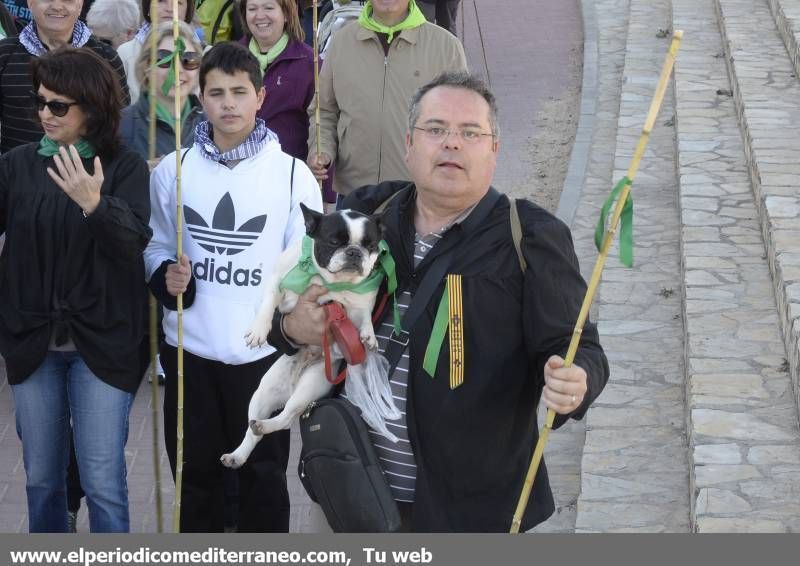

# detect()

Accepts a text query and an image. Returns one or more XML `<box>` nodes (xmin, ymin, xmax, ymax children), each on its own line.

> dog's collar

<box><xmin>280</xmin><ymin>236</ymin><xmax>394</xmax><ymax>294</ymax></box>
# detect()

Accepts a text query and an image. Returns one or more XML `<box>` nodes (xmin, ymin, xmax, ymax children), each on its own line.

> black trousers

<box><xmin>161</xmin><ymin>344</ymin><xmax>290</xmax><ymax>532</ymax></box>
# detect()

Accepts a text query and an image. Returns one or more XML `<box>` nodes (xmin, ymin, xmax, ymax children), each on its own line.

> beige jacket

<box><xmin>308</xmin><ymin>21</ymin><xmax>467</xmax><ymax>196</ymax></box>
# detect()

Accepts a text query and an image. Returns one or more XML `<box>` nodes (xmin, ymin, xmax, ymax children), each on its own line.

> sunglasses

<box><xmin>31</xmin><ymin>92</ymin><xmax>80</xmax><ymax>117</ymax></box>
<box><xmin>156</xmin><ymin>49</ymin><xmax>202</xmax><ymax>70</ymax></box>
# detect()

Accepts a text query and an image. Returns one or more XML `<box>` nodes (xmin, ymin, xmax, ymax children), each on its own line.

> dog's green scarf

<box><xmin>279</xmin><ymin>236</ymin><xmax>401</xmax><ymax>333</ymax></box>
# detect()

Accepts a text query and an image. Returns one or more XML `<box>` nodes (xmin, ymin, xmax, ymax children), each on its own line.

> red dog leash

<box><xmin>321</xmin><ymin>294</ymin><xmax>391</xmax><ymax>384</ymax></box>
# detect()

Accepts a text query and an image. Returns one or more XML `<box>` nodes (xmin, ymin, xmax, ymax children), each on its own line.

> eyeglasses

<box><xmin>31</xmin><ymin>92</ymin><xmax>80</xmax><ymax>117</ymax></box>
<box><xmin>156</xmin><ymin>49</ymin><xmax>202</xmax><ymax>70</ymax></box>
<box><xmin>412</xmin><ymin>126</ymin><xmax>495</xmax><ymax>144</ymax></box>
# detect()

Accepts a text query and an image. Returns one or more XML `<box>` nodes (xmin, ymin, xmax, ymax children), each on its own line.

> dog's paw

<box><xmin>220</xmin><ymin>453</ymin><xmax>244</xmax><ymax>469</ymax></box>
<box><xmin>243</xmin><ymin>321</ymin><xmax>271</xmax><ymax>348</ymax></box>
<box><xmin>360</xmin><ymin>328</ymin><xmax>378</xmax><ymax>351</ymax></box>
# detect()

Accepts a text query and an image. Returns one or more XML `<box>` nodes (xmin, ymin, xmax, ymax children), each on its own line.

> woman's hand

<box><xmin>47</xmin><ymin>145</ymin><xmax>103</xmax><ymax>215</ymax></box>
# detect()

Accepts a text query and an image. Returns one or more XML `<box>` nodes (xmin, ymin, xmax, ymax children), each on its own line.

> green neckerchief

<box><xmin>37</xmin><ymin>136</ymin><xmax>95</xmax><ymax>158</ymax></box>
<box><xmin>249</xmin><ymin>33</ymin><xmax>289</xmax><ymax>71</ymax></box>
<box><xmin>357</xmin><ymin>0</ymin><xmax>426</xmax><ymax>44</ymax></box>
<box><xmin>280</xmin><ymin>235</ymin><xmax>401</xmax><ymax>334</ymax></box>
<box><xmin>152</xmin><ymin>96</ymin><xmax>193</xmax><ymax>131</ymax></box>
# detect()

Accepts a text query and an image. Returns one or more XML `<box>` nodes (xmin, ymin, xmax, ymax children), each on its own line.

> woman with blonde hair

<box><xmin>120</xmin><ymin>21</ymin><xmax>204</xmax><ymax>160</ymax></box>
<box><xmin>118</xmin><ymin>0</ymin><xmax>200</xmax><ymax>102</ymax></box>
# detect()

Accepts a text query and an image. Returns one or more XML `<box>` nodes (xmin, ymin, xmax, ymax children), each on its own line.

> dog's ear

<box><xmin>300</xmin><ymin>203</ymin><xmax>323</xmax><ymax>235</ymax></box>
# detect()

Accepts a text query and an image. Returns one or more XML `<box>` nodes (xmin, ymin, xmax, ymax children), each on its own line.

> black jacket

<box><xmin>0</xmin><ymin>143</ymin><xmax>152</xmax><ymax>393</ymax></box>
<box><xmin>119</xmin><ymin>94</ymin><xmax>204</xmax><ymax>159</ymax></box>
<box><xmin>341</xmin><ymin>182</ymin><xmax>610</xmax><ymax>532</ymax></box>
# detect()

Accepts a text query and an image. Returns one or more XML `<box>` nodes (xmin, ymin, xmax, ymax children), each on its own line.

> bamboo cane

<box><xmin>146</xmin><ymin>0</ymin><xmax>164</xmax><ymax>534</ymax></box>
<box><xmin>312</xmin><ymin>0</ymin><xmax>323</xmax><ymax>192</ymax></box>
<box><xmin>509</xmin><ymin>30</ymin><xmax>684</xmax><ymax>534</ymax></box>
<box><xmin>171</xmin><ymin>0</ymin><xmax>185</xmax><ymax>534</ymax></box>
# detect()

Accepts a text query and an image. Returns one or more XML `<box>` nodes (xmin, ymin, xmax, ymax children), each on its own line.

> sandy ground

<box><xmin>520</xmin><ymin>47</ymin><xmax>583</xmax><ymax>213</ymax></box>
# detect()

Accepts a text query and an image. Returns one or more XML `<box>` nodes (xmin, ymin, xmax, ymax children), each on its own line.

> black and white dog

<box><xmin>220</xmin><ymin>204</ymin><xmax>384</xmax><ymax>469</ymax></box>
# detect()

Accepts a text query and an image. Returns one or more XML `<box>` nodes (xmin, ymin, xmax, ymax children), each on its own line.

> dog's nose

<box><xmin>345</xmin><ymin>247</ymin><xmax>362</xmax><ymax>259</ymax></box>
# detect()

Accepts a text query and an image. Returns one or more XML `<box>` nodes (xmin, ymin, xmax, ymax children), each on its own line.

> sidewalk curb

<box><xmin>556</xmin><ymin>0</ymin><xmax>599</xmax><ymax>228</ymax></box>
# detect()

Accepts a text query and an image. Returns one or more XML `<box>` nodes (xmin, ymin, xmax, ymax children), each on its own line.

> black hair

<box><xmin>199</xmin><ymin>41</ymin><xmax>263</xmax><ymax>93</ymax></box>
<box><xmin>408</xmin><ymin>71</ymin><xmax>499</xmax><ymax>137</ymax></box>
<box><xmin>31</xmin><ymin>47</ymin><xmax>123</xmax><ymax>158</ymax></box>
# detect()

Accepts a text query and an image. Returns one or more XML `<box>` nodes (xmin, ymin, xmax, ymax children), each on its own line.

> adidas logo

<box><xmin>184</xmin><ymin>193</ymin><xmax>266</xmax><ymax>256</ymax></box>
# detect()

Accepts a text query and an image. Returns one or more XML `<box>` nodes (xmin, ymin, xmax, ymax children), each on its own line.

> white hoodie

<box><xmin>144</xmin><ymin>139</ymin><xmax>322</xmax><ymax>364</ymax></box>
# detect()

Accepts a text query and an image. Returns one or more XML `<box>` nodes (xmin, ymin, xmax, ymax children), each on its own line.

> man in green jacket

<box><xmin>307</xmin><ymin>0</ymin><xmax>466</xmax><ymax>203</ymax></box>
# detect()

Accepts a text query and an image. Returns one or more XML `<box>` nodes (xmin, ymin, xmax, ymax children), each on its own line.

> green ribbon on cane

<box><xmin>595</xmin><ymin>176</ymin><xmax>634</xmax><ymax>267</ymax></box>
<box><xmin>156</xmin><ymin>36</ymin><xmax>187</xmax><ymax>97</ymax></box>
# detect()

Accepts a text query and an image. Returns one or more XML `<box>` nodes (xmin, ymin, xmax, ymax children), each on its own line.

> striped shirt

<box><xmin>369</xmin><ymin>204</ymin><xmax>476</xmax><ymax>502</ymax></box>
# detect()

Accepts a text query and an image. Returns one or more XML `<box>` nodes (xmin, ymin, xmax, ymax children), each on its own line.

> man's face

<box><xmin>370</xmin><ymin>0</ymin><xmax>410</xmax><ymax>23</ymax></box>
<box><xmin>27</xmin><ymin>0</ymin><xmax>83</xmax><ymax>37</ymax></box>
<box><xmin>199</xmin><ymin>69</ymin><xmax>265</xmax><ymax>141</ymax></box>
<box><xmin>405</xmin><ymin>86</ymin><xmax>499</xmax><ymax>209</ymax></box>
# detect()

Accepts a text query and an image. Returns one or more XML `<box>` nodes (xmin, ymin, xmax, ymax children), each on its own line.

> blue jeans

<box><xmin>11</xmin><ymin>352</ymin><xmax>133</xmax><ymax>533</ymax></box>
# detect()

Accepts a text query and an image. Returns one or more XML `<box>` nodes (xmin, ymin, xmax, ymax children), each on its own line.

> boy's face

<box><xmin>199</xmin><ymin>69</ymin><xmax>265</xmax><ymax>143</ymax></box>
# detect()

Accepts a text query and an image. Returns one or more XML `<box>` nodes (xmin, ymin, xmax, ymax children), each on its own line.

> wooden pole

<box><xmin>171</xmin><ymin>0</ymin><xmax>185</xmax><ymax>534</ymax></box>
<box><xmin>508</xmin><ymin>30</ymin><xmax>684</xmax><ymax>534</ymax></box>
<box><xmin>312</xmin><ymin>0</ymin><xmax>323</xmax><ymax>193</ymax></box>
<box><xmin>146</xmin><ymin>0</ymin><xmax>163</xmax><ymax>534</ymax></box>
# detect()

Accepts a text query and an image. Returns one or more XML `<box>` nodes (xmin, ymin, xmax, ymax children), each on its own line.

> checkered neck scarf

<box><xmin>133</xmin><ymin>22</ymin><xmax>151</xmax><ymax>44</ymax></box>
<box><xmin>193</xmin><ymin>118</ymin><xmax>279</xmax><ymax>165</ymax></box>
<box><xmin>20</xmin><ymin>20</ymin><xmax>92</xmax><ymax>57</ymax></box>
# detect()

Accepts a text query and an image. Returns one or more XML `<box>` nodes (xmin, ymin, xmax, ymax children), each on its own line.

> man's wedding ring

<box><xmin>571</xmin><ymin>394</ymin><xmax>576</xmax><ymax>404</ymax></box>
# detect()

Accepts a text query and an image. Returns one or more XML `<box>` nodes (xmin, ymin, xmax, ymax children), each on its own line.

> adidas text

<box><xmin>193</xmin><ymin>258</ymin><xmax>263</xmax><ymax>287</ymax></box>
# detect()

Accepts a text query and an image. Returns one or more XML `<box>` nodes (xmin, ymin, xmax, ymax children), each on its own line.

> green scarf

<box><xmin>152</xmin><ymin>96</ymin><xmax>193</xmax><ymax>132</ymax></box>
<box><xmin>358</xmin><ymin>0</ymin><xmax>427</xmax><ymax>44</ymax></box>
<box><xmin>249</xmin><ymin>33</ymin><xmax>289</xmax><ymax>71</ymax></box>
<box><xmin>37</xmin><ymin>136</ymin><xmax>95</xmax><ymax>158</ymax></box>
<box><xmin>280</xmin><ymin>236</ymin><xmax>401</xmax><ymax>334</ymax></box>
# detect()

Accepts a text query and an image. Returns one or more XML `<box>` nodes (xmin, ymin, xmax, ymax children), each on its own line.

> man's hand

<box><xmin>47</xmin><ymin>146</ymin><xmax>103</xmax><ymax>215</ymax></box>
<box><xmin>542</xmin><ymin>355</ymin><xmax>588</xmax><ymax>415</ymax></box>
<box><xmin>283</xmin><ymin>285</ymin><xmax>329</xmax><ymax>346</ymax></box>
<box><xmin>165</xmin><ymin>255</ymin><xmax>192</xmax><ymax>296</ymax></box>
<box><xmin>307</xmin><ymin>152</ymin><xmax>332</xmax><ymax>182</ymax></box>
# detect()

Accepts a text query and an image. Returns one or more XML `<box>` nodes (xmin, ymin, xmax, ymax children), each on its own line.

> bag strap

<box><xmin>290</xmin><ymin>157</ymin><xmax>296</xmax><ymax>195</ymax></box>
<box><xmin>211</xmin><ymin>0</ymin><xmax>235</xmax><ymax>44</ymax></box>
<box><xmin>382</xmin><ymin>187</ymin><xmax>502</xmax><ymax>372</ymax></box>
<box><xmin>509</xmin><ymin>197</ymin><xmax>526</xmax><ymax>272</ymax></box>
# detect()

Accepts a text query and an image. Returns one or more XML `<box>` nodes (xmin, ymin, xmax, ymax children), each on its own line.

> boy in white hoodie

<box><xmin>144</xmin><ymin>42</ymin><xmax>322</xmax><ymax>532</ymax></box>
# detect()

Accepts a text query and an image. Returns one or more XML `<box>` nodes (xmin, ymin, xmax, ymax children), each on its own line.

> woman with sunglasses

<box><xmin>0</xmin><ymin>48</ymin><xmax>151</xmax><ymax>533</ymax></box>
<box><xmin>120</xmin><ymin>21</ymin><xmax>205</xmax><ymax>162</ymax></box>
<box><xmin>118</xmin><ymin>0</ymin><xmax>200</xmax><ymax>103</ymax></box>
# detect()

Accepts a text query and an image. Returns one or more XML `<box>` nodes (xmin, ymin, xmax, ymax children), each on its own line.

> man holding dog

<box><xmin>278</xmin><ymin>71</ymin><xmax>609</xmax><ymax>532</ymax></box>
